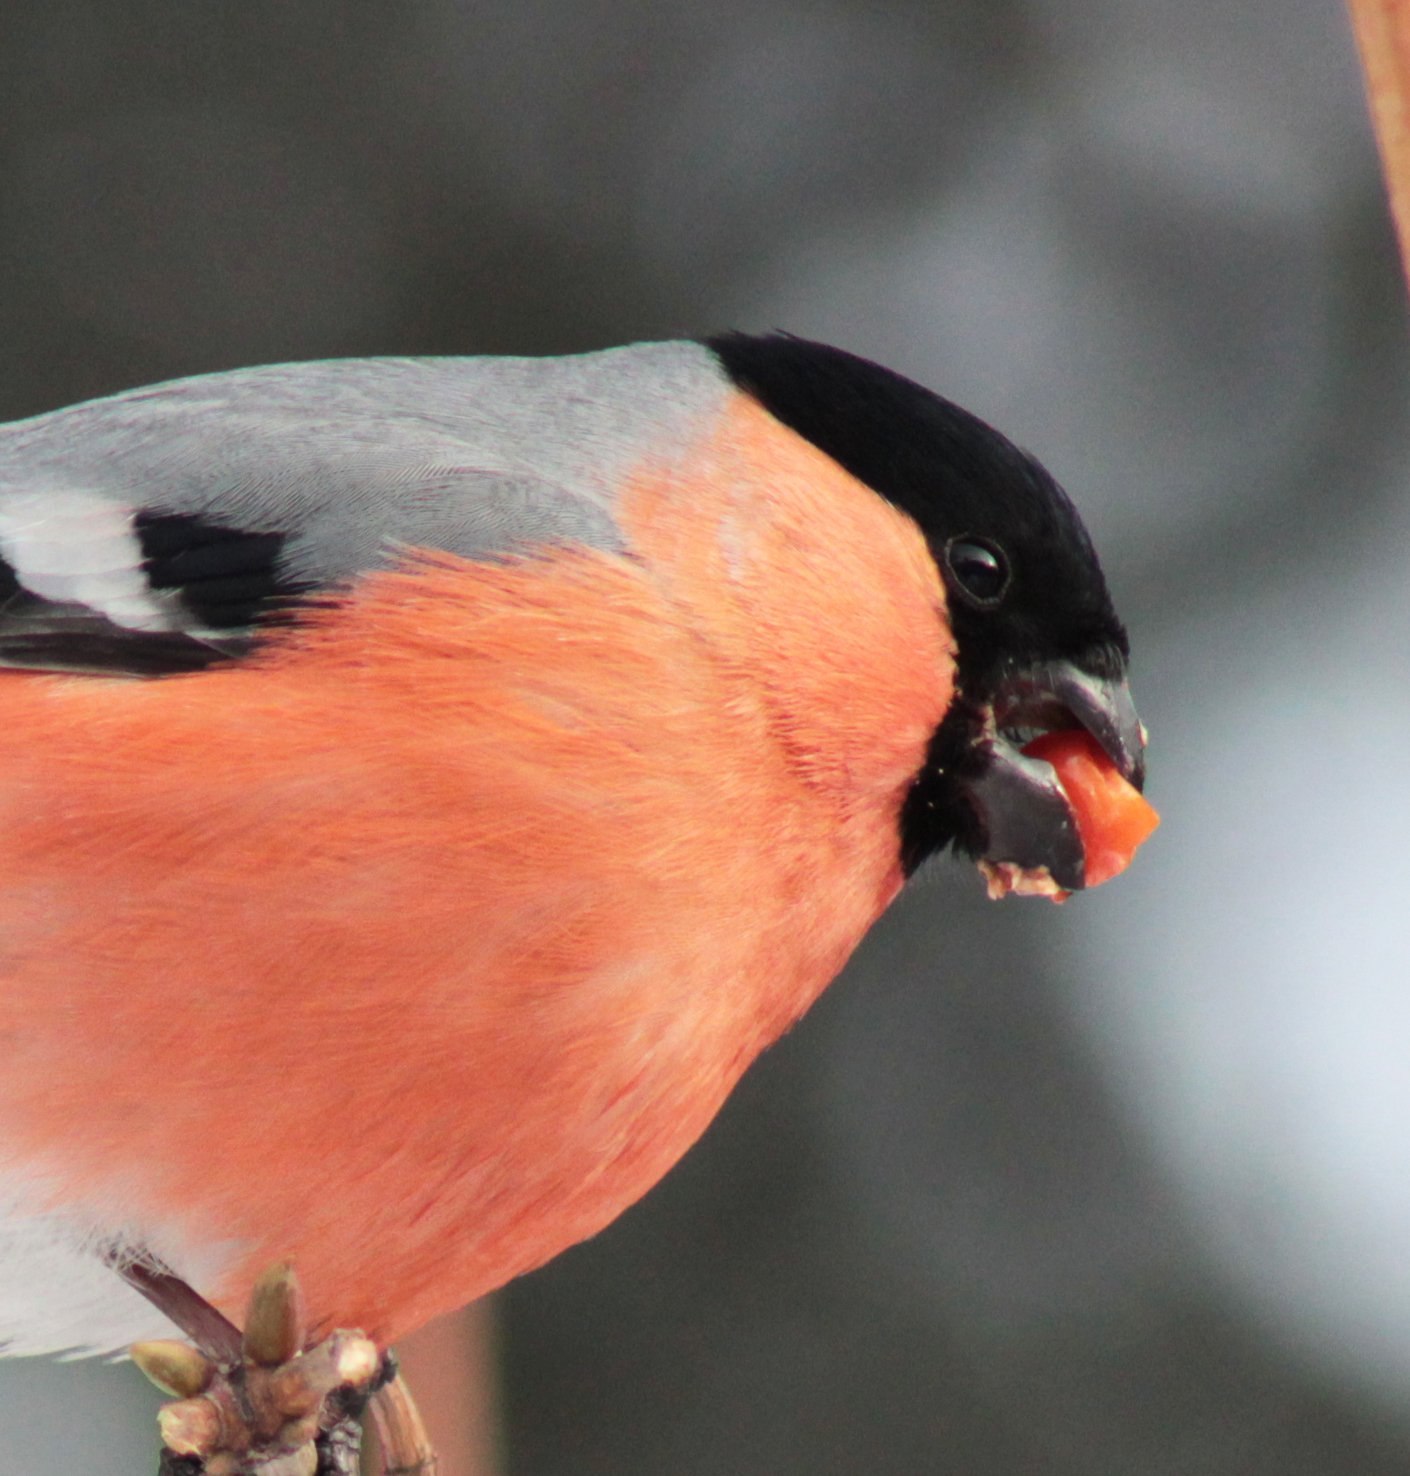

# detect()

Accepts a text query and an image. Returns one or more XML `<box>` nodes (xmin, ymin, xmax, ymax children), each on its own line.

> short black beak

<box><xmin>962</xmin><ymin>657</ymin><xmax>1147</xmax><ymax>891</ymax></box>
<box><xmin>1003</xmin><ymin>660</ymin><xmax>1146</xmax><ymax>790</ymax></box>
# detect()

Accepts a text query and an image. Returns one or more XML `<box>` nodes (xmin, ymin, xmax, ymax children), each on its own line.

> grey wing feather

<box><xmin>0</xmin><ymin>341</ymin><xmax>728</xmax><ymax>673</ymax></box>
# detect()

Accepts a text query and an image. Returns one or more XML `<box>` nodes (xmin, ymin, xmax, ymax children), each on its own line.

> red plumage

<box><xmin>0</xmin><ymin>396</ymin><xmax>951</xmax><ymax>1342</ymax></box>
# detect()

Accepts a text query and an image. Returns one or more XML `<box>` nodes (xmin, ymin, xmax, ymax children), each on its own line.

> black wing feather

<box><xmin>0</xmin><ymin>511</ymin><xmax>310</xmax><ymax>677</ymax></box>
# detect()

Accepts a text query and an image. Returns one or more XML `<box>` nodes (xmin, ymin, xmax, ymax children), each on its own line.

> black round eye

<box><xmin>944</xmin><ymin>537</ymin><xmax>1010</xmax><ymax>607</ymax></box>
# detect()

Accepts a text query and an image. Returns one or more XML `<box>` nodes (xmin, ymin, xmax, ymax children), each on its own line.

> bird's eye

<box><xmin>944</xmin><ymin>537</ymin><xmax>1010</xmax><ymax>607</ymax></box>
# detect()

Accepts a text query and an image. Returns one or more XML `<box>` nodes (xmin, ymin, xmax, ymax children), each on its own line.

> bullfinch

<box><xmin>0</xmin><ymin>333</ymin><xmax>1147</xmax><ymax>1373</ymax></box>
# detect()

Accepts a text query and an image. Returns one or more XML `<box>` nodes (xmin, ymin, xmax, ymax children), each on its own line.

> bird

<box><xmin>0</xmin><ymin>331</ymin><xmax>1147</xmax><ymax>1367</ymax></box>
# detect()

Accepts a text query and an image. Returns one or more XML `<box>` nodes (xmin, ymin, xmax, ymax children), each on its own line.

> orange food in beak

<box><xmin>1022</xmin><ymin>730</ymin><xmax>1159</xmax><ymax>887</ymax></box>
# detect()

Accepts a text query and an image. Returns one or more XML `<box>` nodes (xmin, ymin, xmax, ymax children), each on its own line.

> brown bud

<box><xmin>330</xmin><ymin>1331</ymin><xmax>380</xmax><ymax>1389</ymax></box>
<box><xmin>263</xmin><ymin>1331</ymin><xmax>380</xmax><ymax>1418</ymax></box>
<box><xmin>243</xmin><ymin>1259</ymin><xmax>307</xmax><ymax>1368</ymax></box>
<box><xmin>130</xmin><ymin>1339</ymin><xmax>215</xmax><ymax>1399</ymax></box>
<box><xmin>157</xmin><ymin>1394</ymin><xmax>228</xmax><ymax>1457</ymax></box>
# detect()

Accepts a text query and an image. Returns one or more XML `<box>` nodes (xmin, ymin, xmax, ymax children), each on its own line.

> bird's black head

<box><xmin>705</xmin><ymin>331</ymin><xmax>1146</xmax><ymax>890</ymax></box>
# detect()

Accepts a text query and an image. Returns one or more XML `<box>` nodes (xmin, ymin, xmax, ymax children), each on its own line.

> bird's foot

<box><xmin>131</xmin><ymin>1261</ymin><xmax>381</xmax><ymax>1476</ymax></box>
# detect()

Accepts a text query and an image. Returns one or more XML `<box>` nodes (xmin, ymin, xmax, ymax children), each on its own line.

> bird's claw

<box><xmin>132</xmin><ymin>1261</ymin><xmax>380</xmax><ymax>1476</ymax></box>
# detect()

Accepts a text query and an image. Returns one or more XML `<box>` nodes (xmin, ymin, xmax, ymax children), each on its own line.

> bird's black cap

<box><xmin>705</xmin><ymin>331</ymin><xmax>1137</xmax><ymax>878</ymax></box>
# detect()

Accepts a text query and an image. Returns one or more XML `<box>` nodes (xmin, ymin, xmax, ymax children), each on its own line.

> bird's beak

<box><xmin>961</xmin><ymin>659</ymin><xmax>1147</xmax><ymax>892</ymax></box>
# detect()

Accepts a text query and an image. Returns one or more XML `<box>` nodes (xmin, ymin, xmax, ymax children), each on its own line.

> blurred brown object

<box><xmin>1348</xmin><ymin>0</ymin><xmax>1410</xmax><ymax>276</ymax></box>
<box><xmin>365</xmin><ymin>1303</ymin><xmax>499</xmax><ymax>1476</ymax></box>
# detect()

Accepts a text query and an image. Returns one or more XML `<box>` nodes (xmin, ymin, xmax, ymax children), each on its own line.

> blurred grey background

<box><xmin>3</xmin><ymin>2</ymin><xmax>1409</xmax><ymax>1473</ymax></box>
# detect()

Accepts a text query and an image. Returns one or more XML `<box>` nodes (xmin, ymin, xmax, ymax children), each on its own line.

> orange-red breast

<box><xmin>0</xmin><ymin>332</ymin><xmax>1146</xmax><ymax>1354</ymax></box>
